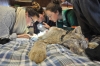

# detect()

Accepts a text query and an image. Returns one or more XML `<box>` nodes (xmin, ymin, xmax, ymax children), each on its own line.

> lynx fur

<box><xmin>28</xmin><ymin>26</ymin><xmax>98</xmax><ymax>63</ymax></box>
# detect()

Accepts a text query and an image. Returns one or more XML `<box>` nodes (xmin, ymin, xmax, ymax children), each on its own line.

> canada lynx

<box><xmin>28</xmin><ymin>26</ymin><xmax>98</xmax><ymax>63</ymax></box>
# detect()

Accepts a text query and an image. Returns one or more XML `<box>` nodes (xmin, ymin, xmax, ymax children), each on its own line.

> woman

<box><xmin>13</xmin><ymin>6</ymin><xmax>39</xmax><ymax>38</ymax></box>
<box><xmin>0</xmin><ymin>6</ymin><xmax>39</xmax><ymax>43</ymax></box>
<box><xmin>45</xmin><ymin>0</ymin><xmax>78</xmax><ymax>30</ymax></box>
<box><xmin>32</xmin><ymin>1</ymin><xmax>56</xmax><ymax>34</ymax></box>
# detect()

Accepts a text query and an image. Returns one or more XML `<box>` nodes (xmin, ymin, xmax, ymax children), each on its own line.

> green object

<box><xmin>57</xmin><ymin>9</ymin><xmax>78</xmax><ymax>31</ymax></box>
<box><xmin>57</xmin><ymin>19</ymin><xmax>63</xmax><ymax>28</ymax></box>
<box><xmin>66</xmin><ymin>9</ymin><xmax>78</xmax><ymax>26</ymax></box>
<box><xmin>62</xmin><ymin>10</ymin><xmax>68</xmax><ymax>26</ymax></box>
<box><xmin>14</xmin><ymin>4</ymin><xmax>20</xmax><ymax>7</ymax></box>
<box><xmin>62</xmin><ymin>9</ymin><xmax>78</xmax><ymax>27</ymax></box>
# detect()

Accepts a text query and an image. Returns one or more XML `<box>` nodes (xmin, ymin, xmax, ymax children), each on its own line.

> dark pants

<box><xmin>73</xmin><ymin>0</ymin><xmax>100</xmax><ymax>41</ymax></box>
<box><xmin>85</xmin><ymin>41</ymin><xmax>100</xmax><ymax>61</ymax></box>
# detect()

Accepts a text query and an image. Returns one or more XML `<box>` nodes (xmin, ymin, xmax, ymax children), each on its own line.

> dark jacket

<box><xmin>73</xmin><ymin>0</ymin><xmax>100</xmax><ymax>41</ymax></box>
<box><xmin>33</xmin><ymin>16</ymin><xmax>56</xmax><ymax>34</ymax></box>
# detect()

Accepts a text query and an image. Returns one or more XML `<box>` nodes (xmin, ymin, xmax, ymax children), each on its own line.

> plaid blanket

<box><xmin>0</xmin><ymin>38</ymin><xmax>100</xmax><ymax>66</ymax></box>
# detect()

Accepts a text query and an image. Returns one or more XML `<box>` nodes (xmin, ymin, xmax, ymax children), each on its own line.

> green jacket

<box><xmin>57</xmin><ymin>9</ymin><xmax>78</xmax><ymax>31</ymax></box>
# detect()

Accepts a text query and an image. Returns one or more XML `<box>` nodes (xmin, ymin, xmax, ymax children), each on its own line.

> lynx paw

<box><xmin>88</xmin><ymin>42</ymin><xmax>99</xmax><ymax>49</ymax></box>
<box><xmin>28</xmin><ymin>46</ymin><xmax>46</xmax><ymax>63</ymax></box>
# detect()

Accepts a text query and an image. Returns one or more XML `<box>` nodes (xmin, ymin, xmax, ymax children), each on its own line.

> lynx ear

<box><xmin>72</xmin><ymin>26</ymin><xmax>82</xmax><ymax>34</ymax></box>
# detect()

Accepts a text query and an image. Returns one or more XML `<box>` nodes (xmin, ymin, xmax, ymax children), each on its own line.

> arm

<box><xmin>17</xmin><ymin>34</ymin><xmax>31</xmax><ymax>39</ymax></box>
<box><xmin>0</xmin><ymin>6</ymin><xmax>17</xmax><ymax>40</ymax></box>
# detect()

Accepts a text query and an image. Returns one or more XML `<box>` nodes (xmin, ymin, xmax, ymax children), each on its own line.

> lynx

<box><xmin>28</xmin><ymin>26</ymin><xmax>98</xmax><ymax>63</ymax></box>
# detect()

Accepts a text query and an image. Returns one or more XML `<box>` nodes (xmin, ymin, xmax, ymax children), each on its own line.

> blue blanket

<box><xmin>0</xmin><ymin>38</ymin><xmax>99</xmax><ymax>66</ymax></box>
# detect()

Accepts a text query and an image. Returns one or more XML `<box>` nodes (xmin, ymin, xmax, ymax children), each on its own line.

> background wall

<box><xmin>34</xmin><ymin>0</ymin><xmax>51</xmax><ymax>7</ymax></box>
<box><xmin>0</xmin><ymin>0</ymin><xmax>10</xmax><ymax>6</ymax></box>
<box><xmin>0</xmin><ymin>0</ymin><xmax>51</xmax><ymax>7</ymax></box>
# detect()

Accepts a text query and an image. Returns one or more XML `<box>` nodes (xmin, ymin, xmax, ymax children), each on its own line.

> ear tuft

<box><xmin>72</xmin><ymin>26</ymin><xmax>82</xmax><ymax>34</ymax></box>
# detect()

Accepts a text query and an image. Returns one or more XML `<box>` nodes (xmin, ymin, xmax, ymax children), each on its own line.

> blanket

<box><xmin>0</xmin><ymin>38</ymin><xmax>100</xmax><ymax>66</ymax></box>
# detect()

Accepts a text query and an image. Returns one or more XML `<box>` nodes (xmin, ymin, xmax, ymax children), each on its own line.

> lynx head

<box><xmin>63</xmin><ymin>26</ymin><xmax>88</xmax><ymax>49</ymax></box>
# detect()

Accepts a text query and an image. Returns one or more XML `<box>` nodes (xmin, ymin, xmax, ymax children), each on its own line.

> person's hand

<box><xmin>43</xmin><ymin>22</ymin><xmax>50</xmax><ymax>29</ymax></box>
<box><xmin>17</xmin><ymin>34</ymin><xmax>31</xmax><ymax>39</ymax></box>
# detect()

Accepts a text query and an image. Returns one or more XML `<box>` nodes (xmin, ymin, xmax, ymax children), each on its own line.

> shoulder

<box><xmin>0</xmin><ymin>6</ymin><xmax>15</xmax><ymax>21</ymax></box>
<box><xmin>0</xmin><ymin>6</ymin><xmax>15</xmax><ymax>16</ymax></box>
<box><xmin>0</xmin><ymin>6</ymin><xmax>15</xmax><ymax>12</ymax></box>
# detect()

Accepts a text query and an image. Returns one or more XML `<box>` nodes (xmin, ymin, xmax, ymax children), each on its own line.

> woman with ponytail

<box><xmin>31</xmin><ymin>1</ymin><xmax>56</xmax><ymax>34</ymax></box>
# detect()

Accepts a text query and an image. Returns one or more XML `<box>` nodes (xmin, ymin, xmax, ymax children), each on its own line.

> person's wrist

<box><xmin>17</xmin><ymin>35</ymin><xmax>20</xmax><ymax>38</ymax></box>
